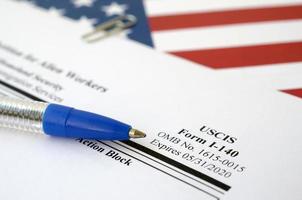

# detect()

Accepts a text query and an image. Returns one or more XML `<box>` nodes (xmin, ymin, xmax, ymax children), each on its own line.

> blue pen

<box><xmin>0</xmin><ymin>97</ymin><xmax>146</xmax><ymax>140</ymax></box>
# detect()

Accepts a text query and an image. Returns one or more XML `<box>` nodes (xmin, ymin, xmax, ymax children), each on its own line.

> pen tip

<box><xmin>129</xmin><ymin>128</ymin><xmax>146</xmax><ymax>139</ymax></box>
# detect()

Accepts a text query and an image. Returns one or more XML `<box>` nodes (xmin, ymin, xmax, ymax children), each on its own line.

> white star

<box><xmin>47</xmin><ymin>7</ymin><xmax>65</xmax><ymax>17</ymax></box>
<box><xmin>77</xmin><ymin>16</ymin><xmax>98</xmax><ymax>29</ymax></box>
<box><xmin>102</xmin><ymin>2</ymin><xmax>128</xmax><ymax>16</ymax></box>
<box><xmin>72</xmin><ymin>0</ymin><xmax>95</xmax><ymax>8</ymax></box>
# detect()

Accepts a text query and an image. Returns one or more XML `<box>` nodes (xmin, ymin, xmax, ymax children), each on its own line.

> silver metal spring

<box><xmin>0</xmin><ymin>97</ymin><xmax>48</xmax><ymax>134</ymax></box>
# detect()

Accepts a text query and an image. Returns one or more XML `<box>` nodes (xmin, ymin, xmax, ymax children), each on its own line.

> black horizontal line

<box><xmin>122</xmin><ymin>140</ymin><xmax>230</xmax><ymax>191</ymax></box>
<box><xmin>114</xmin><ymin>141</ymin><xmax>224</xmax><ymax>194</ymax></box>
<box><xmin>98</xmin><ymin>140</ymin><xmax>219</xmax><ymax>200</ymax></box>
<box><xmin>0</xmin><ymin>80</ymin><xmax>42</xmax><ymax>101</ymax></box>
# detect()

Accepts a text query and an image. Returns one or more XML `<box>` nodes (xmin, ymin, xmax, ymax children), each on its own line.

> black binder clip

<box><xmin>82</xmin><ymin>15</ymin><xmax>137</xmax><ymax>43</ymax></box>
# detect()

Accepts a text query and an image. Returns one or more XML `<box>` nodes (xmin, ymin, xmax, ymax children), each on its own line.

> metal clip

<box><xmin>82</xmin><ymin>15</ymin><xmax>137</xmax><ymax>43</ymax></box>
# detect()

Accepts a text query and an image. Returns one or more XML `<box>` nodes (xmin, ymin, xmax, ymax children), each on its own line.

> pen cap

<box><xmin>42</xmin><ymin>104</ymin><xmax>131</xmax><ymax>140</ymax></box>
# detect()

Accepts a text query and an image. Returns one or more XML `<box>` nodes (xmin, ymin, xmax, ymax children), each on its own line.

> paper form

<box><xmin>0</xmin><ymin>1</ymin><xmax>301</xmax><ymax>200</ymax></box>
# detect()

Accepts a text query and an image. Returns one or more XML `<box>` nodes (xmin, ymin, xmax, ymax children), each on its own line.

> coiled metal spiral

<box><xmin>0</xmin><ymin>97</ymin><xmax>48</xmax><ymax>133</ymax></box>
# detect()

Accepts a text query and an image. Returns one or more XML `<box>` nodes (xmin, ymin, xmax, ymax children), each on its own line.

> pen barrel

<box><xmin>0</xmin><ymin>97</ymin><xmax>48</xmax><ymax>134</ymax></box>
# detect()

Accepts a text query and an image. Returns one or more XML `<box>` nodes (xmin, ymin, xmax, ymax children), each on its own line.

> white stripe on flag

<box><xmin>214</xmin><ymin>62</ymin><xmax>302</xmax><ymax>90</ymax></box>
<box><xmin>152</xmin><ymin>19</ymin><xmax>302</xmax><ymax>51</ymax></box>
<box><xmin>145</xmin><ymin>0</ymin><xmax>302</xmax><ymax>16</ymax></box>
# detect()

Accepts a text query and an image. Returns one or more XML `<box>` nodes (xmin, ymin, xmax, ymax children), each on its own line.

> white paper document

<box><xmin>0</xmin><ymin>1</ymin><xmax>301</xmax><ymax>200</ymax></box>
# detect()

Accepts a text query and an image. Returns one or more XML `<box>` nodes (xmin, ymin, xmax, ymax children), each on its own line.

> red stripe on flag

<box><xmin>169</xmin><ymin>42</ymin><xmax>302</xmax><ymax>69</ymax></box>
<box><xmin>149</xmin><ymin>5</ymin><xmax>302</xmax><ymax>31</ymax></box>
<box><xmin>282</xmin><ymin>88</ymin><xmax>302</xmax><ymax>98</ymax></box>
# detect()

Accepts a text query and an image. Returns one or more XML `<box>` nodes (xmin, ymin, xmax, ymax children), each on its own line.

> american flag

<box><xmin>145</xmin><ymin>0</ymin><xmax>302</xmax><ymax>99</ymax></box>
<box><xmin>22</xmin><ymin>0</ymin><xmax>302</xmax><ymax>99</ymax></box>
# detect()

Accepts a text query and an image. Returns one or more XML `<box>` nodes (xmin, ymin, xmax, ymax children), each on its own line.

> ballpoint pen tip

<box><xmin>129</xmin><ymin>128</ymin><xmax>146</xmax><ymax>138</ymax></box>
